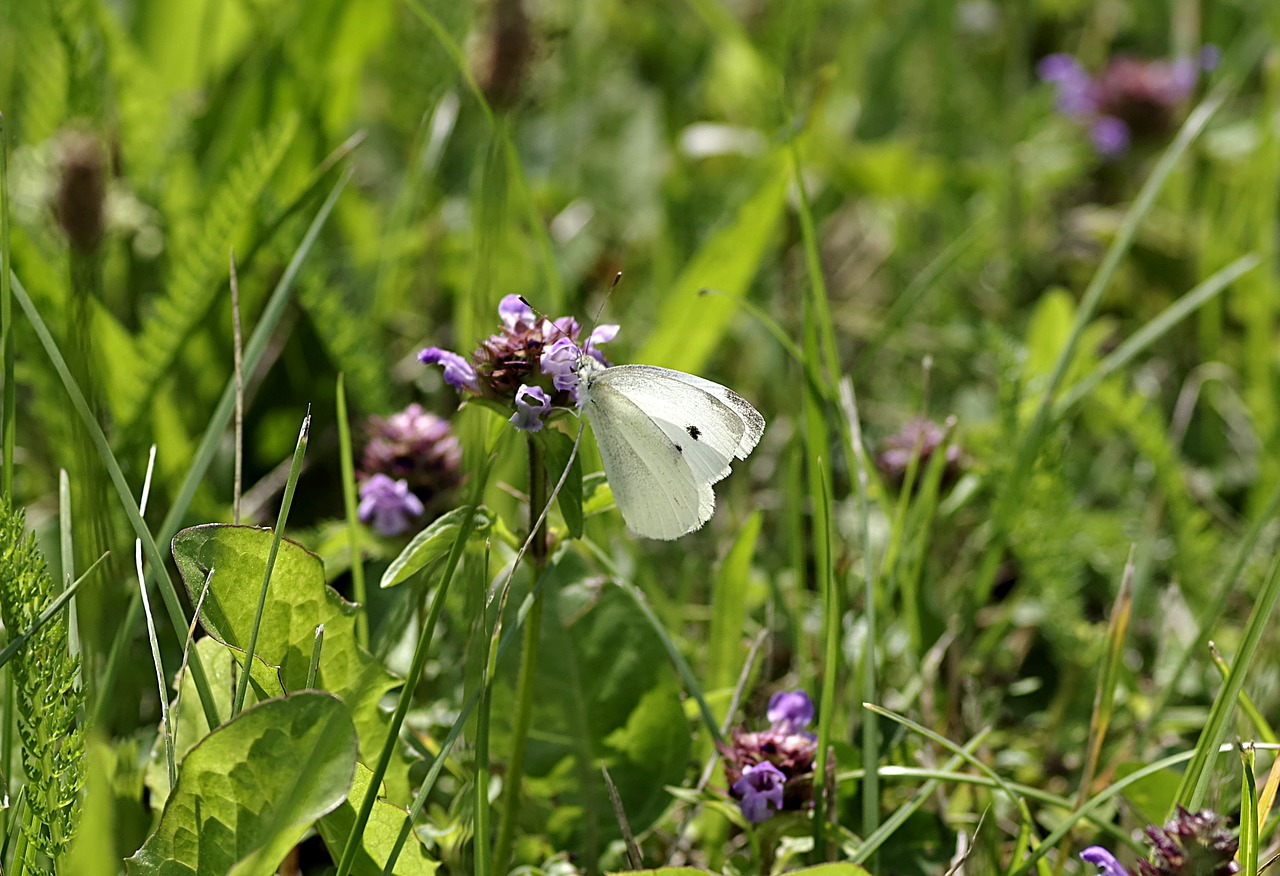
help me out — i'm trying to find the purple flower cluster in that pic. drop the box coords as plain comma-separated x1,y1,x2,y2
1081,806,1240,876
356,403,462,536
722,690,818,824
1038,48,1218,158
875,417,962,489
419,295,617,433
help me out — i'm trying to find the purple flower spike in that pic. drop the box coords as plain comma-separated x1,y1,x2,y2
358,474,426,536
1079,846,1131,876
510,384,551,432
1090,116,1131,158
732,762,786,824
767,690,815,734
419,347,480,392
499,294,535,330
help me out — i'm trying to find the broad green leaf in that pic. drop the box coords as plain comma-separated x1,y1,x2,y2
126,692,357,876
636,155,789,374
315,763,439,876
497,555,691,855
172,525,400,776
543,428,584,539
145,637,278,810
379,506,495,588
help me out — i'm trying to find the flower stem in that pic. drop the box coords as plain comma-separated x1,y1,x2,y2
493,436,548,873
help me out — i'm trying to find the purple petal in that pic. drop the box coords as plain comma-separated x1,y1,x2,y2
510,384,551,432
1079,846,1131,876
499,294,534,330
540,337,582,392
358,474,425,536
418,348,479,393
767,690,815,733
1090,116,1131,157
732,762,786,824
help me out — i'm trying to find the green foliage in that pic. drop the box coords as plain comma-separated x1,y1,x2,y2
171,525,405,790
126,692,358,876
0,499,84,869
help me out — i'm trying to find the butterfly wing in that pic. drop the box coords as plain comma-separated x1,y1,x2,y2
583,365,765,540
583,377,713,540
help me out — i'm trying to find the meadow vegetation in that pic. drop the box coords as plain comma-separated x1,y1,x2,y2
0,1,1278,874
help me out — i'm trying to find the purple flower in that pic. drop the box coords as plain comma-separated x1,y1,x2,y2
510,384,551,432
358,474,426,536
419,296,620,428
539,337,583,398
767,690,815,734
419,348,479,393
1091,116,1131,158
499,294,535,330
1081,847,1131,876
358,403,462,513
732,762,786,824
1038,53,1097,118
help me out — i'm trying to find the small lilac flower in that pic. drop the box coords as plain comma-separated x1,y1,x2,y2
510,384,551,432
358,474,425,536
1038,53,1096,118
585,324,619,358
767,690,815,734
418,348,479,393
731,762,786,824
876,417,963,489
1091,116,1131,158
1081,847,1131,876
499,294,535,330
540,337,582,394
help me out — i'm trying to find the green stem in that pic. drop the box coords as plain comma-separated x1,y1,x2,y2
335,374,369,647
493,437,548,874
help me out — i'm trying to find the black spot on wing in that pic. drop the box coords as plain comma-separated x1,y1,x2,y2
675,444,683,454
686,425,701,440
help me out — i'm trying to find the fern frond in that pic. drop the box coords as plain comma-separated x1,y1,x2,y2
297,271,392,414
14,1,68,146
117,113,300,431
0,499,85,866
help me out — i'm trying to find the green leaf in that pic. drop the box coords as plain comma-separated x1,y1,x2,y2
315,763,439,876
118,114,300,431
498,556,691,855
171,525,402,780
378,506,495,588
636,155,790,374
707,511,761,694
126,692,358,876
543,428,584,539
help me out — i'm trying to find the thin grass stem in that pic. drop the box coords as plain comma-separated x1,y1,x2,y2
232,411,310,717
307,624,324,689
135,446,175,789
335,374,369,647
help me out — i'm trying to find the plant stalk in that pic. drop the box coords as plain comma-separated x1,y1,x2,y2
493,437,548,874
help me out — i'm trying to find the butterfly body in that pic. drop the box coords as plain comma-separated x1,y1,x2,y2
576,354,765,540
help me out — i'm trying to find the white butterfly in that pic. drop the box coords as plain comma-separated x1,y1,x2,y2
574,352,765,540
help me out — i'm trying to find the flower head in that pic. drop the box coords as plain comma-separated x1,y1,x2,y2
732,762,786,824
419,294,618,426
359,404,462,515
358,474,426,536
722,689,819,823
1080,807,1240,876
1039,50,1216,159
875,417,962,489
1136,807,1239,876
